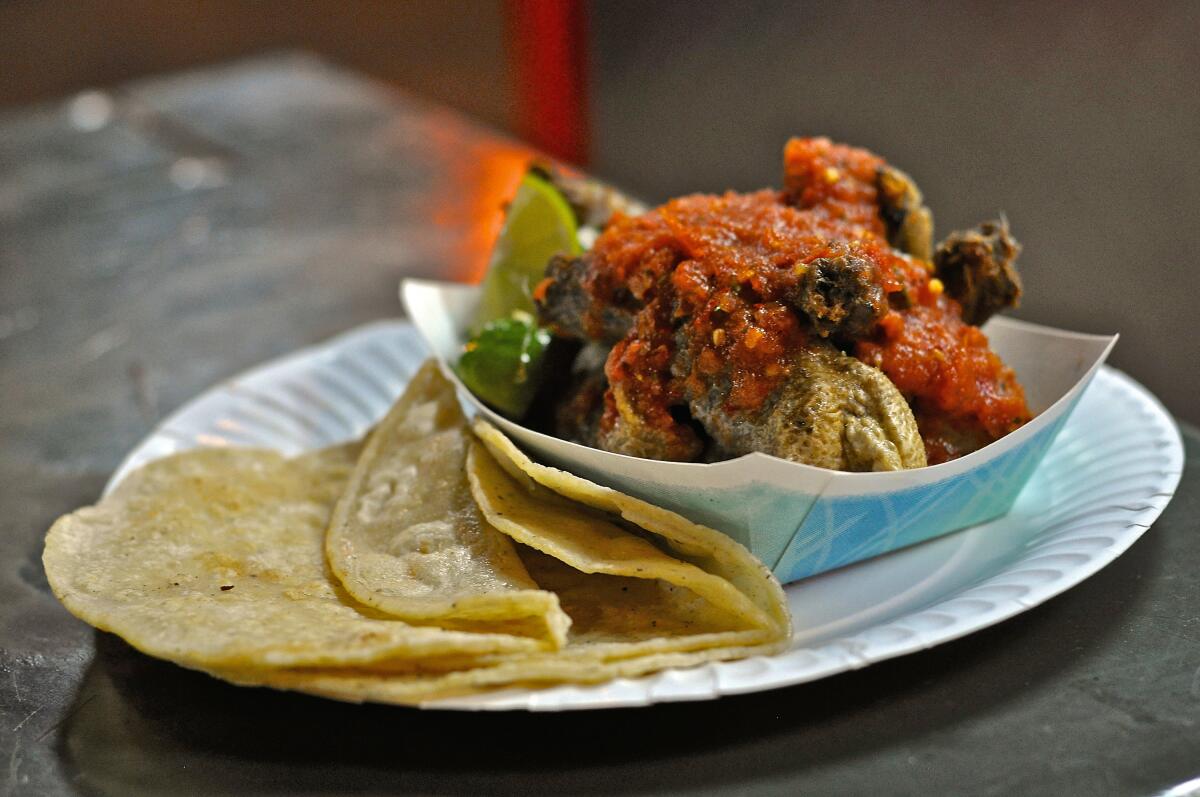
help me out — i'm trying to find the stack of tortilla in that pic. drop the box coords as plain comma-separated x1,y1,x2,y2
43,362,791,706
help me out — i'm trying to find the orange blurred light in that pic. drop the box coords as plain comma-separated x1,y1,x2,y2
414,106,534,284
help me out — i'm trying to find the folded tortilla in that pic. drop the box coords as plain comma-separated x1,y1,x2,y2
42,444,544,671
44,361,792,705
324,361,570,647
203,421,791,705
471,419,790,645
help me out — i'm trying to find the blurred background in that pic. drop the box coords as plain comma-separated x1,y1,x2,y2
1,0,1196,423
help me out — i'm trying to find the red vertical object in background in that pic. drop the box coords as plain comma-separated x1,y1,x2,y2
506,0,589,166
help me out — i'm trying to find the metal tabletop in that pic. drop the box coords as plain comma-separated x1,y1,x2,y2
2,54,1197,797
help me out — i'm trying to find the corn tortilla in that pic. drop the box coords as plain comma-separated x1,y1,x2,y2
204,427,791,706
42,445,542,671
472,420,790,640
324,361,570,646
43,361,793,706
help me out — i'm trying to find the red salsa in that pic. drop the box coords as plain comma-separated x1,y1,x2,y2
582,138,1031,463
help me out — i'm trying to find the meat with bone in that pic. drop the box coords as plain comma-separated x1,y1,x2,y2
933,219,1022,326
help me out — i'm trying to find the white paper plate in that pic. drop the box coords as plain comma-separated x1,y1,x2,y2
107,321,1184,711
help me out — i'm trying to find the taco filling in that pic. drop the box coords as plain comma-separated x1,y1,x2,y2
526,138,1031,467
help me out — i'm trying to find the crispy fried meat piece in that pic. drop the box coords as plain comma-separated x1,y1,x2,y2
597,383,704,461
532,164,647,229
780,138,932,261
551,342,610,447
535,139,1029,467
784,255,887,338
933,219,1022,326
912,409,995,466
597,298,705,461
687,338,926,471
876,166,934,261
537,254,635,343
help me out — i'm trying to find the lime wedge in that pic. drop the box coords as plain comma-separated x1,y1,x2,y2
474,171,581,329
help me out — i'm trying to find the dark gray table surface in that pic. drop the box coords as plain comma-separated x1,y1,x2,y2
2,54,1197,797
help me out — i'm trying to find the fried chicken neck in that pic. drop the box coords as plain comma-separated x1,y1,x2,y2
535,137,1031,467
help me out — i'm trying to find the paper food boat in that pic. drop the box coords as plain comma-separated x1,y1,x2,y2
402,279,1117,584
